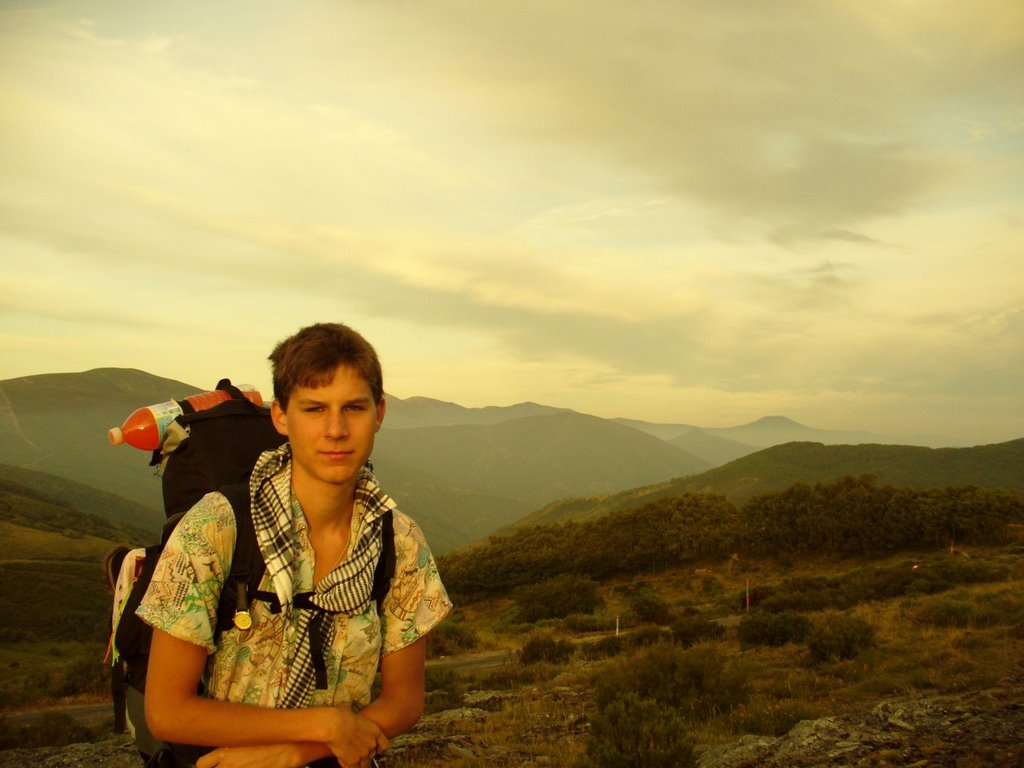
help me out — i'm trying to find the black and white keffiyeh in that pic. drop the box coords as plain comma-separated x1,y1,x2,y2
248,446,395,708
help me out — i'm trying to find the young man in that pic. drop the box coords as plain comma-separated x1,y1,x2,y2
137,323,452,768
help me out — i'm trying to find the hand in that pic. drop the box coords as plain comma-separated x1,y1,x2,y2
196,743,304,768
326,707,388,768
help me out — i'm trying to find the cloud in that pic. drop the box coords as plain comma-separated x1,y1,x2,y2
335,0,1020,238
0,1,1021,445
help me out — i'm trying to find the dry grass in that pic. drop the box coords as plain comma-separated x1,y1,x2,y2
392,543,1024,767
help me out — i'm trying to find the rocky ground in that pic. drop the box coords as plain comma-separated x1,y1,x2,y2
2,670,1022,767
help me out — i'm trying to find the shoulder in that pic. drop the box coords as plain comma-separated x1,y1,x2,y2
166,491,239,556
387,509,439,571
390,508,426,543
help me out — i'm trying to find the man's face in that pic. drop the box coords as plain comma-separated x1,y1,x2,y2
271,365,386,500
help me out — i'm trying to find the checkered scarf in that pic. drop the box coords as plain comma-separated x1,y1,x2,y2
247,445,395,708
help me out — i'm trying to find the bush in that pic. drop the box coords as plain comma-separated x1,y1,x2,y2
670,615,726,647
628,626,669,648
594,643,748,721
807,613,876,663
474,661,552,690
424,666,465,714
630,587,673,624
54,651,108,698
578,635,626,661
519,634,576,665
701,575,725,597
514,575,603,623
583,693,696,768
737,610,812,648
0,712,103,749
565,613,612,633
731,696,818,736
429,615,480,657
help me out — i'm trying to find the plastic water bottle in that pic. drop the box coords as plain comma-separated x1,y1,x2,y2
108,384,263,451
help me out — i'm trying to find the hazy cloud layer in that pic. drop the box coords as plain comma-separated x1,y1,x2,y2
0,1,1021,444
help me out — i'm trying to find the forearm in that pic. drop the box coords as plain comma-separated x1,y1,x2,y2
145,629,363,751
359,637,427,738
359,689,424,739
147,692,345,748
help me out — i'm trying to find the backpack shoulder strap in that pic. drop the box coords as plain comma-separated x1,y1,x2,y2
370,510,396,609
215,483,269,636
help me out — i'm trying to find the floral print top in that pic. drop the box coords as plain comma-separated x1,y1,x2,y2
136,449,452,708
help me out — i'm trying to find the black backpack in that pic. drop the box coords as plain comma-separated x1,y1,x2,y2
113,379,396,694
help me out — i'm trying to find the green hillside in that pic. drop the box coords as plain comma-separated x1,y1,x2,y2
375,411,711,505
0,368,199,515
440,474,1024,597
0,464,163,535
0,470,155,646
371,455,533,554
509,438,1024,530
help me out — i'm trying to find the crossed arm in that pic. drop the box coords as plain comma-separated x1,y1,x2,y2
145,629,426,768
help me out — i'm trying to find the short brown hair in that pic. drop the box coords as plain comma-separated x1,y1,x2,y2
269,323,383,409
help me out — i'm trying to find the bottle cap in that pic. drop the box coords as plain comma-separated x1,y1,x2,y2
108,428,124,446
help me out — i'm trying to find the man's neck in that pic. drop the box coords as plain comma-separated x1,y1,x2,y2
292,477,357,533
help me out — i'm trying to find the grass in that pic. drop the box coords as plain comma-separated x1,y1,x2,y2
393,542,1024,767
3,542,1022,760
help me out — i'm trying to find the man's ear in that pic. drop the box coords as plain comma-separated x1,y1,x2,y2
271,400,289,437
375,397,386,433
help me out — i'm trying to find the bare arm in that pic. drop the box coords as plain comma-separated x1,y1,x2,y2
145,628,386,764
358,637,427,738
190,639,425,768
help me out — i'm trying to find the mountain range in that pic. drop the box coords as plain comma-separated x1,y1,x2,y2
0,368,1020,554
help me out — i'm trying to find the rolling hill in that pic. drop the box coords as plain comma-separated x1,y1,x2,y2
3,369,1018,554
0,370,712,552
0,368,204,521
374,411,712,505
508,438,1024,530
0,469,158,644
0,470,153,557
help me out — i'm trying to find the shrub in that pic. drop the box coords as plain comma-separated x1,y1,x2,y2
628,626,669,648
54,650,108,698
0,712,103,750
429,615,480,657
731,695,819,736
759,576,834,613
519,634,576,665
737,610,811,648
424,666,465,714
701,575,725,597
807,613,876,663
565,613,612,633
474,661,551,690
514,575,602,623
583,693,696,768
670,615,726,647
630,587,673,624
594,643,748,721
578,635,626,660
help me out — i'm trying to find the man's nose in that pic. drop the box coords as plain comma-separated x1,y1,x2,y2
326,410,350,437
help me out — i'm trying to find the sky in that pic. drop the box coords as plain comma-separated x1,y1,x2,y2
1,1,1022,446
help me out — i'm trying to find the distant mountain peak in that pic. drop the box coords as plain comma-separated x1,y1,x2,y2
746,415,806,428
